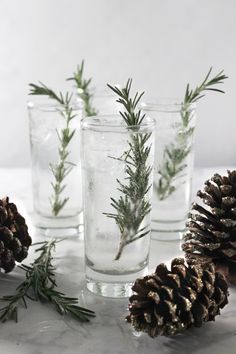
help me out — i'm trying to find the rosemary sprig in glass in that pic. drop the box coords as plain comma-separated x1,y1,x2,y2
105,79,152,260
29,83,77,216
0,239,95,323
156,67,228,200
67,60,98,117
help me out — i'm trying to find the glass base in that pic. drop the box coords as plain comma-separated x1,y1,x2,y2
37,225,83,238
151,219,186,241
151,230,183,241
86,265,148,298
34,212,83,238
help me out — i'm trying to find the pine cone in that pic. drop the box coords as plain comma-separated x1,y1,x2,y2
0,197,31,273
182,170,236,284
126,258,228,337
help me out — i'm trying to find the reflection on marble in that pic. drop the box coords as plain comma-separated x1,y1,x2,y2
0,168,235,354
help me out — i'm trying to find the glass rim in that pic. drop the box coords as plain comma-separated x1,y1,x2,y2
27,98,84,111
81,114,155,130
140,100,196,113
87,86,117,98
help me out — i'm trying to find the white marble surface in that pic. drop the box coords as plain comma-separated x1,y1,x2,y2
0,167,235,354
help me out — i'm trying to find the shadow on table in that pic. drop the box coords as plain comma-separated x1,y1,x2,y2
130,306,236,354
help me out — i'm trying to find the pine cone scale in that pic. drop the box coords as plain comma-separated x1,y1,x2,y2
192,203,217,222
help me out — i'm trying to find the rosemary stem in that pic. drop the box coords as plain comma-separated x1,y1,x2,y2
114,239,126,261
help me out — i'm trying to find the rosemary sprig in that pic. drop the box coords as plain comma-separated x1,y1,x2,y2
0,239,95,323
0,239,57,322
67,60,98,117
105,79,152,260
156,68,228,200
29,83,76,216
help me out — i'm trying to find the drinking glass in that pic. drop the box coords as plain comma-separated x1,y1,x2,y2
141,100,196,240
81,114,155,297
28,98,84,237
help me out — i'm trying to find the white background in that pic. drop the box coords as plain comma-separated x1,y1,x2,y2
0,0,235,167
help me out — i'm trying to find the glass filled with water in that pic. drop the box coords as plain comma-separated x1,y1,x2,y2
81,115,155,297
141,101,196,240
28,98,83,237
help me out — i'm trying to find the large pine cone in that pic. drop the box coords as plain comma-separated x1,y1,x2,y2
126,258,228,337
0,197,31,273
182,170,236,284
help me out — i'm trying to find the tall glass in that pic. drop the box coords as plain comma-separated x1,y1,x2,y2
81,115,155,297
28,98,84,237
141,101,196,240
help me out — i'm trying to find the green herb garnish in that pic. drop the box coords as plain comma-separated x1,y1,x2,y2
156,67,228,200
105,79,152,260
29,83,76,216
67,60,97,117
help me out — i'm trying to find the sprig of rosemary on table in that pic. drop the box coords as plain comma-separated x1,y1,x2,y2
29,83,77,216
156,67,228,200
67,60,98,117
105,79,152,260
0,239,95,323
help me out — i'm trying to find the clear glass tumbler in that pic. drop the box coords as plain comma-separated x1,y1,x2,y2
28,98,84,237
141,101,196,241
81,115,155,297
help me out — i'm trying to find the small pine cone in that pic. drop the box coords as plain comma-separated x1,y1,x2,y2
0,197,32,273
126,258,228,337
182,170,236,284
